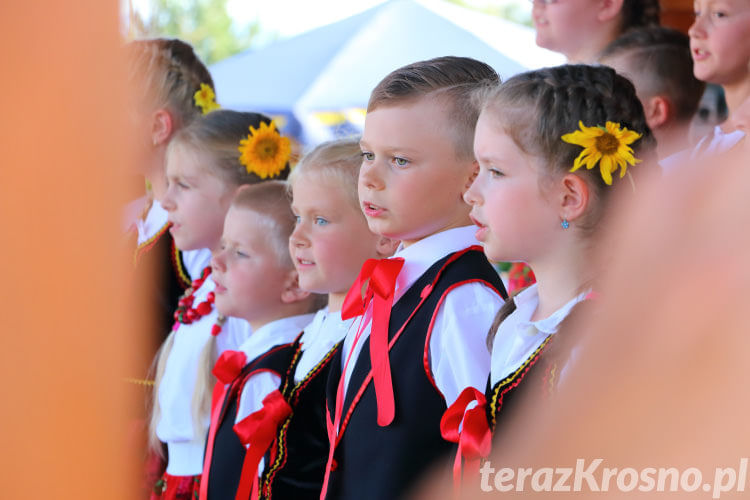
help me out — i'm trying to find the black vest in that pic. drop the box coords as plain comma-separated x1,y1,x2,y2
259,340,343,500
485,334,553,435
206,343,298,500
324,248,507,500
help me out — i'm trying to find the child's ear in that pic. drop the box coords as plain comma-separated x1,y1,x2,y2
597,0,624,22
280,269,311,304
559,174,590,223
151,108,174,147
644,96,671,130
375,236,400,258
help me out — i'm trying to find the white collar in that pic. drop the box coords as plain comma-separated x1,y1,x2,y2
300,308,353,349
237,313,315,361
136,199,169,245
393,225,479,302
512,284,588,335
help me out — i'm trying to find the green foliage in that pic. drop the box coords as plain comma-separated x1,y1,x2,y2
444,0,532,27
129,0,261,64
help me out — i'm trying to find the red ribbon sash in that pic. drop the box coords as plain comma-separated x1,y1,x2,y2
232,389,292,500
440,387,492,497
340,257,404,427
199,350,249,500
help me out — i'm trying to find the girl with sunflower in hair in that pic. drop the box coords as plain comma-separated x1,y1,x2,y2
149,109,291,500
441,64,657,493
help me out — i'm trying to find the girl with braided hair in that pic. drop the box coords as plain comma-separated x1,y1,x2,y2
531,0,660,62
124,38,218,497
441,64,657,492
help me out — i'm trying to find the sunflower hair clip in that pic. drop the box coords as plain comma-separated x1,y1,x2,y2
561,121,642,186
238,120,291,179
194,83,220,115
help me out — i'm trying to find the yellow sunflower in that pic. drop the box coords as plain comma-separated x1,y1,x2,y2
238,121,291,179
193,83,220,115
561,121,642,185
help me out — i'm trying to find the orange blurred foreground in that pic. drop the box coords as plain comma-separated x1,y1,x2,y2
1,2,141,499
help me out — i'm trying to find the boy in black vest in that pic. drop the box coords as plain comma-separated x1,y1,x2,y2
321,56,508,500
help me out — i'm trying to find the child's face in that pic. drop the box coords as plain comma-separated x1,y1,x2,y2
359,98,474,246
290,173,382,310
532,0,604,60
162,145,235,252
212,206,291,323
689,0,750,85
464,112,561,263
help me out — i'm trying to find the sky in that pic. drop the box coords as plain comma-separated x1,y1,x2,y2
131,0,532,43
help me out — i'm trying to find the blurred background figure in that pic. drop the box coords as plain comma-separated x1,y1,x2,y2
599,26,705,167
530,0,660,63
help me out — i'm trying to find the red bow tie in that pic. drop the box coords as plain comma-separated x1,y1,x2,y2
212,350,248,385
341,257,404,427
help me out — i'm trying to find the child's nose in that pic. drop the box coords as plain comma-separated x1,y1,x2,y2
211,250,226,272
688,15,707,38
161,186,176,211
360,162,384,190
289,224,308,247
463,181,482,206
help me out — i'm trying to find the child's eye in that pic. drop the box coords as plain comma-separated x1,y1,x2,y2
711,9,727,19
361,151,375,161
393,157,409,167
489,168,504,178
236,250,248,258
293,215,301,225
314,216,329,226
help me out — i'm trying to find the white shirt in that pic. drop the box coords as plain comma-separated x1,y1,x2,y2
294,308,353,384
231,313,314,475
490,284,587,386
690,126,745,160
156,276,252,475
340,225,504,409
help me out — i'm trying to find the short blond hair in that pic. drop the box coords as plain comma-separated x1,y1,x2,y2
288,137,363,209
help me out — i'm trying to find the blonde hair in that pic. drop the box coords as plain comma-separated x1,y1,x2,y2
288,137,363,209
149,112,291,455
232,181,297,268
126,38,213,127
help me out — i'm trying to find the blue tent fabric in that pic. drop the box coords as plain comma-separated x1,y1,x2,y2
210,0,549,143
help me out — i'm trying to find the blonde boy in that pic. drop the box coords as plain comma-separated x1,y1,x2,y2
321,57,508,500
249,138,396,499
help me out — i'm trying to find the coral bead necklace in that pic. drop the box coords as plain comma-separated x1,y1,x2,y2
173,266,225,335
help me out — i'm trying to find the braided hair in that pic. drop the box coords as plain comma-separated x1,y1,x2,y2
481,64,656,232
481,64,656,350
126,38,214,127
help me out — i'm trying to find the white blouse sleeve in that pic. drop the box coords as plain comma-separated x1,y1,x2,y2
428,282,503,407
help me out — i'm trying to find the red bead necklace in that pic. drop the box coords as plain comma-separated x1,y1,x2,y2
173,266,224,335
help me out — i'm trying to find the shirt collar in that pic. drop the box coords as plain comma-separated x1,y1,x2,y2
393,225,479,301
513,284,588,335
237,313,315,359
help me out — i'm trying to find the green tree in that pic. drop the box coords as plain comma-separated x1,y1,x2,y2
444,0,532,27
128,0,262,64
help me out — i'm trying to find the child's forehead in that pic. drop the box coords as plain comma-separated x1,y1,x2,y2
292,173,356,207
